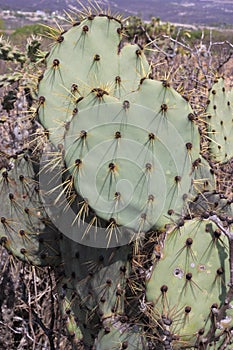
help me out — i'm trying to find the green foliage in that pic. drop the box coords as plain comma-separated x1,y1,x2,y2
189,28,233,46
11,23,47,38
125,15,175,41
0,19,5,32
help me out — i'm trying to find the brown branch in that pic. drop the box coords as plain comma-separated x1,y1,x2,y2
31,309,55,350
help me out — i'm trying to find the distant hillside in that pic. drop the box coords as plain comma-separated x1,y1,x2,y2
0,0,77,12
1,0,233,26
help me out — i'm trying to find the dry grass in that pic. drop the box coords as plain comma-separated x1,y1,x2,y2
0,247,74,350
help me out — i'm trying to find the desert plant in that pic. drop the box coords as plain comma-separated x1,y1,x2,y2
0,3,233,350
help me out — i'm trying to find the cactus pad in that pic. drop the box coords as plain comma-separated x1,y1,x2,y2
56,234,133,346
146,218,232,348
37,15,150,145
0,155,61,266
206,78,233,162
64,79,201,235
96,322,145,350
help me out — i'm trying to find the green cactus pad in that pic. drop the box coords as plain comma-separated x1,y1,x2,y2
146,218,232,348
60,236,131,318
37,15,150,145
188,155,216,197
56,234,132,346
127,78,198,144
58,277,96,347
0,155,61,266
64,79,200,234
58,279,84,345
96,321,145,350
206,78,233,162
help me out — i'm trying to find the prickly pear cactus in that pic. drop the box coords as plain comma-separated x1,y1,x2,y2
2,4,233,350
0,154,61,266
59,270,145,349
37,14,150,145
146,218,233,349
38,146,145,346
64,78,201,235
206,78,233,163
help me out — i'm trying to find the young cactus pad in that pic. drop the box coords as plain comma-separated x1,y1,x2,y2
37,14,150,145
58,279,84,346
146,218,232,348
0,155,61,266
206,78,233,163
64,79,201,235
